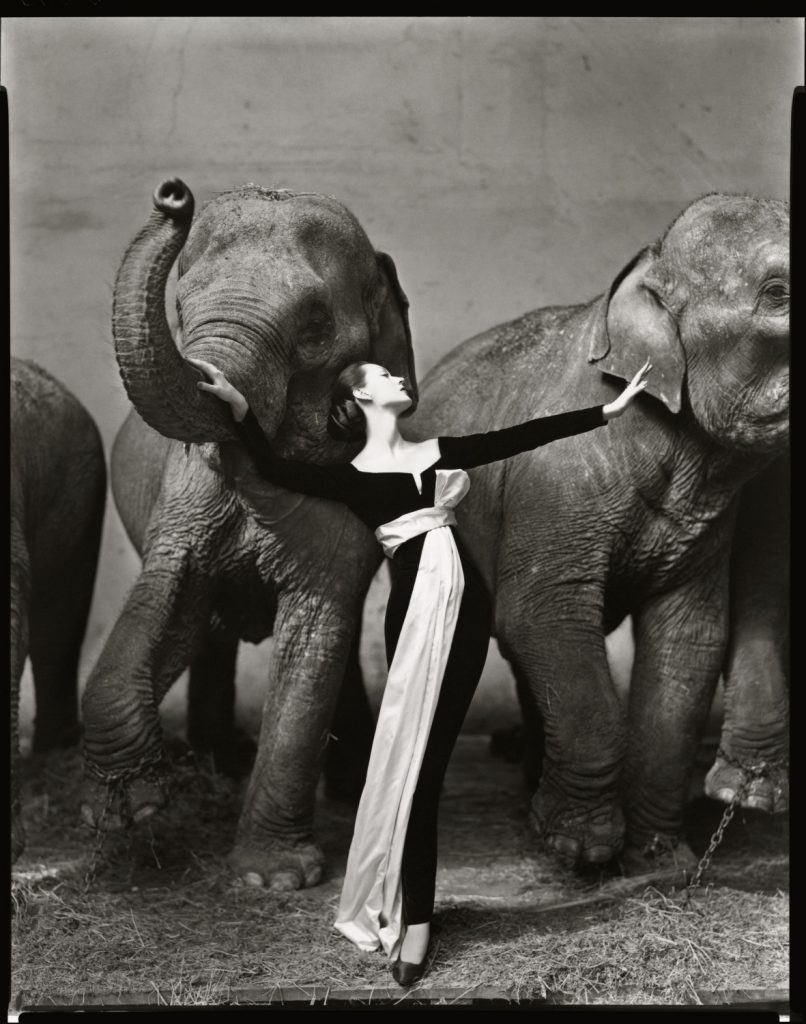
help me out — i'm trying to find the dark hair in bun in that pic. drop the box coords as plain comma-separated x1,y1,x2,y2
327,362,369,442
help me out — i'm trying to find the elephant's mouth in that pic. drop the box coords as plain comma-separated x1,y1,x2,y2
732,407,789,453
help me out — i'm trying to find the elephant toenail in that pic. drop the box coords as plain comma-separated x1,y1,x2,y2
583,844,615,864
552,836,581,859
132,804,159,823
744,794,771,812
269,870,301,892
714,788,735,804
305,865,323,886
243,872,264,887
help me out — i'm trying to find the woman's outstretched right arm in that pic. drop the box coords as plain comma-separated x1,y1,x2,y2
436,361,652,469
189,357,349,503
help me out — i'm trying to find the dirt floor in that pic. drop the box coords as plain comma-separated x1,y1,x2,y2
10,733,789,1010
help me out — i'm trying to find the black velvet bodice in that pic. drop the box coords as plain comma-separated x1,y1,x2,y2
233,404,607,533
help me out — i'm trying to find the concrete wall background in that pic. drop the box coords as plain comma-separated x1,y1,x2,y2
5,16,800,744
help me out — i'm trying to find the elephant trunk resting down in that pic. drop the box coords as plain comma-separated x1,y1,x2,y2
79,178,415,887
11,357,106,862
407,192,789,873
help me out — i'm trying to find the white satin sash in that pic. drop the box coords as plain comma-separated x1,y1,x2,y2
334,468,470,959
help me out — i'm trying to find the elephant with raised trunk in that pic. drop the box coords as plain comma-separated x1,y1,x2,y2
80,179,415,889
11,357,106,862
409,193,789,874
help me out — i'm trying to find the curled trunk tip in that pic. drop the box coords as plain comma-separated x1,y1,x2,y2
153,178,195,224
113,180,234,443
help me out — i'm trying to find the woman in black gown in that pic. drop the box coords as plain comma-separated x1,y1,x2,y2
189,355,650,986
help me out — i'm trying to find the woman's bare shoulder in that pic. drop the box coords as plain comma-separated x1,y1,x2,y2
350,437,440,473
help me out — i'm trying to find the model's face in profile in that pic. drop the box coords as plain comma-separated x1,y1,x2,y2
355,363,412,412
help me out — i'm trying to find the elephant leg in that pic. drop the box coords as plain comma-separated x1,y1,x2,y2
621,571,729,876
10,520,31,863
80,551,209,831
496,581,626,868
705,460,789,813
323,626,374,803
28,555,99,754
707,636,789,814
229,596,358,890
187,627,256,777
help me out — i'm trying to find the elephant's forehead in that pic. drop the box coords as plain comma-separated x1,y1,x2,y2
190,193,372,255
661,195,788,285
664,195,788,257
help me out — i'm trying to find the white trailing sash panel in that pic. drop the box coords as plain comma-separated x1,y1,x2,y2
334,468,470,959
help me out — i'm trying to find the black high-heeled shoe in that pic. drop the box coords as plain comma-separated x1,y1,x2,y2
391,953,427,987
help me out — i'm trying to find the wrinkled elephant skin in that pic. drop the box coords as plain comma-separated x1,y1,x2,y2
410,194,789,875
11,358,106,862
704,456,789,813
80,179,414,887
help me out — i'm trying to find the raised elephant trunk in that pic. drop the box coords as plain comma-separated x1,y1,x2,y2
113,179,236,443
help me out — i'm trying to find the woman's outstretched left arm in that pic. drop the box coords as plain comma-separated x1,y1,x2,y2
435,361,651,469
187,357,350,502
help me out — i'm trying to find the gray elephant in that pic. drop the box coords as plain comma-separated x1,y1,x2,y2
704,455,789,812
11,357,106,862
408,193,789,874
491,460,790,818
79,179,415,889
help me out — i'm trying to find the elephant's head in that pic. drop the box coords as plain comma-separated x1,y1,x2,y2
113,179,417,457
586,193,789,453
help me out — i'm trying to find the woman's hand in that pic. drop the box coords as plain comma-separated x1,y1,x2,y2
187,357,249,422
602,360,651,420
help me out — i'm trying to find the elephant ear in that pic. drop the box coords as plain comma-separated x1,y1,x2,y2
371,252,418,413
585,247,686,414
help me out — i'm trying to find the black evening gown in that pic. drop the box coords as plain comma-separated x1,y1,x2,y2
233,403,607,955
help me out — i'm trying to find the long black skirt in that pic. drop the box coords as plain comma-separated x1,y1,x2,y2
383,526,493,924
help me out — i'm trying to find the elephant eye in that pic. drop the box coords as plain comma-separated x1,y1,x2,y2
640,282,673,315
301,306,334,346
756,278,789,313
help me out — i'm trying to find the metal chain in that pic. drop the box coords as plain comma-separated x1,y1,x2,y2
83,747,164,784
82,781,118,891
686,756,780,892
687,784,747,891
714,746,789,774
81,749,165,891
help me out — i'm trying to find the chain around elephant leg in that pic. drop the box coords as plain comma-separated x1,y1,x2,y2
618,829,699,879
80,749,167,831
704,746,789,814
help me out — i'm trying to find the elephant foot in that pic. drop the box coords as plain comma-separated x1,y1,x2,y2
530,779,624,867
228,839,325,891
191,728,257,779
619,833,699,879
128,771,168,823
80,765,167,831
704,749,788,814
